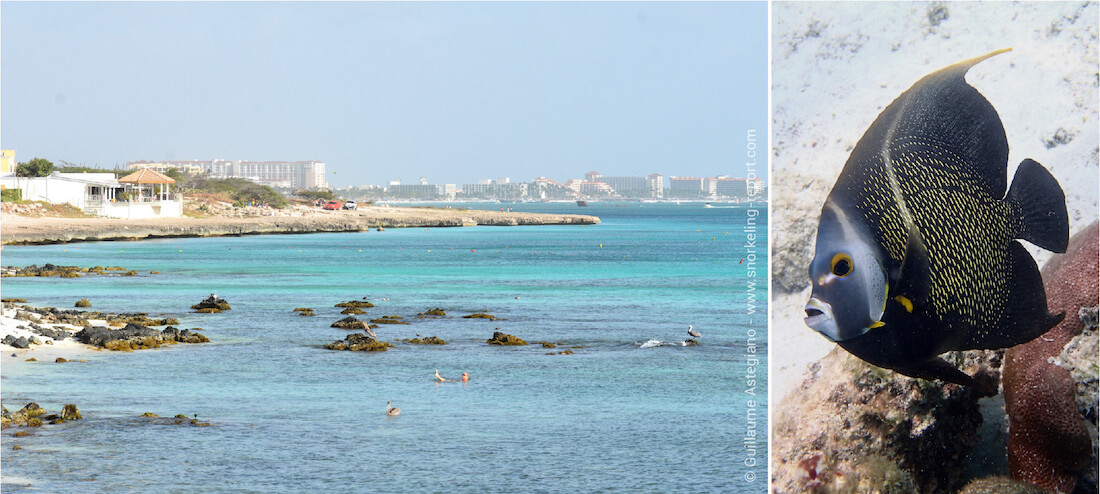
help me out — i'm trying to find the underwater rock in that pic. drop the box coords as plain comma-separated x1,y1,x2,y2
335,300,374,309
771,347,995,493
539,342,557,349
464,313,497,320
324,332,393,352
370,316,409,325
1003,222,1097,494
958,476,1045,494
402,336,446,345
487,331,527,346
331,317,368,330
74,298,91,308
191,294,231,311
296,308,316,316
339,307,364,315
418,308,447,317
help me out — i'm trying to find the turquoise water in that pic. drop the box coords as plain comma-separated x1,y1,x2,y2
1,202,768,493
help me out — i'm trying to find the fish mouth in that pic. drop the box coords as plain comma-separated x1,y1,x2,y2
804,298,841,342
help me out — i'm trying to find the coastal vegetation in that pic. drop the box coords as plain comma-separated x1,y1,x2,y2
15,158,55,177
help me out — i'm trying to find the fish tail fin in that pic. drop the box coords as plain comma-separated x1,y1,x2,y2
1007,159,1069,253
967,241,1063,350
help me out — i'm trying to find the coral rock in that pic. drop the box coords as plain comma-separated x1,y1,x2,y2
771,347,994,493
1004,222,1097,493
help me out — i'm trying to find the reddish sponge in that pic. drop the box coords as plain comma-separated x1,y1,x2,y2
1003,222,1098,492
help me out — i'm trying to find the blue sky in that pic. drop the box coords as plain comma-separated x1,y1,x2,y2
1,2,767,188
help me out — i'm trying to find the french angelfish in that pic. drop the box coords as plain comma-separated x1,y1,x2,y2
803,49,1069,393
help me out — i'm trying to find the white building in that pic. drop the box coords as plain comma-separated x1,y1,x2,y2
0,169,182,219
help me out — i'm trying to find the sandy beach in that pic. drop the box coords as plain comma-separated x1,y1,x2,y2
0,303,100,372
0,205,600,245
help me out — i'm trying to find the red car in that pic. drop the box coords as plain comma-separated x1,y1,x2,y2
323,200,343,210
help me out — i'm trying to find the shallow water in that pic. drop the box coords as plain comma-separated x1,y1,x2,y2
0,202,768,493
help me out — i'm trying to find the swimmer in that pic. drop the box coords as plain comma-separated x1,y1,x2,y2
461,372,469,382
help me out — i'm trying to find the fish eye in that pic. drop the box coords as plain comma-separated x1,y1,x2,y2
830,253,854,278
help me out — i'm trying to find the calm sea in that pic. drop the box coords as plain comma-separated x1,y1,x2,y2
0,202,768,493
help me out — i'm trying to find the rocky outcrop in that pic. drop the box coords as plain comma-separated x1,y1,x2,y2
335,300,374,309
324,332,393,352
463,313,497,320
1,264,141,278
331,317,371,330
487,331,527,346
294,307,315,316
370,316,409,325
75,298,91,308
402,336,446,345
74,323,209,351
417,308,447,317
1003,222,1098,493
191,294,230,312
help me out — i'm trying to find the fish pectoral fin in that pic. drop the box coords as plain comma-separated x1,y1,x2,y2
1006,158,1069,253
891,224,931,306
891,357,998,396
964,241,1063,350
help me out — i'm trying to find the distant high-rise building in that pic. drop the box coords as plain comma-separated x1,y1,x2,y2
668,176,705,198
714,177,748,197
127,159,328,189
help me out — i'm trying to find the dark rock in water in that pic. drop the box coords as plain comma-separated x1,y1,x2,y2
324,332,393,352
339,307,363,315
75,298,91,308
331,317,368,330
402,336,446,345
55,357,68,363
418,308,446,317
539,342,557,349
191,294,231,311
5,403,47,427
487,331,527,346
335,300,374,309
76,324,160,347
464,313,497,320
772,347,996,493
1,298,27,303
75,323,209,350
1003,222,1098,494
370,316,409,325
683,338,699,346
60,404,81,421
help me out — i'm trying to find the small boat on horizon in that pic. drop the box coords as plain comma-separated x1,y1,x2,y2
576,200,589,207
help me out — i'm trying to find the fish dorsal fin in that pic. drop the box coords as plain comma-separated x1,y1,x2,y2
890,224,931,307
851,49,1012,199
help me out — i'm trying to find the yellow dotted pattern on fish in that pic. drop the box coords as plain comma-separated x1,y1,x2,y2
847,136,1014,341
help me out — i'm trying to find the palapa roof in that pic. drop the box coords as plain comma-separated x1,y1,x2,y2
118,168,176,184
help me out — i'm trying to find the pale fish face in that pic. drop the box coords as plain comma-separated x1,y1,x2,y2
804,201,888,342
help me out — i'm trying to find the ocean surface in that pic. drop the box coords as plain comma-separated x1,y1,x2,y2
0,202,768,493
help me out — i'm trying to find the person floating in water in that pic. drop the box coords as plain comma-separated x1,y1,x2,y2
435,370,469,382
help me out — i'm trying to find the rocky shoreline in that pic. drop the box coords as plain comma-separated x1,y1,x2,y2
0,206,600,245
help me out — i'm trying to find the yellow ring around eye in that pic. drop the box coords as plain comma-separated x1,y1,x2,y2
830,252,854,278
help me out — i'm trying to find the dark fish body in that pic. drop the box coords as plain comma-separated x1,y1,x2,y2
804,50,1069,391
